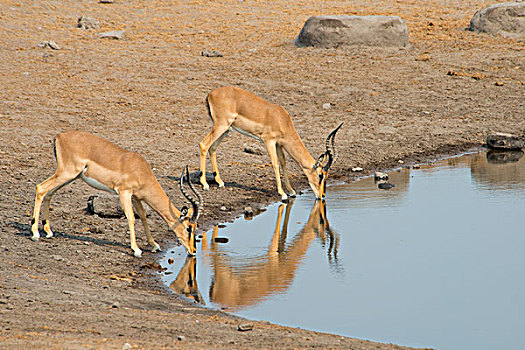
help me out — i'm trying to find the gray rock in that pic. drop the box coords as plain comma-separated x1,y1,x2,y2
244,206,254,216
469,2,525,39
78,16,99,30
486,133,524,150
295,15,409,48
238,323,253,331
99,30,126,40
322,103,332,110
378,182,395,190
38,41,60,50
374,172,389,181
201,50,223,57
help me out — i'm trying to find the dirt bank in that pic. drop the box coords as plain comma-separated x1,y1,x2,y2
0,0,523,349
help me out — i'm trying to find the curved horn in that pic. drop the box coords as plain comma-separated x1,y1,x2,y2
322,122,343,171
179,166,200,223
186,167,203,223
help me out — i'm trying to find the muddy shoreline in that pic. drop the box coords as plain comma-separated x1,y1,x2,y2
1,0,524,349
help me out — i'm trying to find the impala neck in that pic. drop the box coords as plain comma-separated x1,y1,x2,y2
142,182,183,232
282,132,316,171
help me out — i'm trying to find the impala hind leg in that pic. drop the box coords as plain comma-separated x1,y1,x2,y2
31,174,77,241
276,145,296,197
265,140,287,201
199,125,230,189
119,190,142,257
132,197,160,253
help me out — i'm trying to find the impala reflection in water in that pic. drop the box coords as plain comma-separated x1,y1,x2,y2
166,198,339,310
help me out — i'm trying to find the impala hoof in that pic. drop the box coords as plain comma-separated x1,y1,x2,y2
150,243,161,253
31,235,40,242
133,249,143,258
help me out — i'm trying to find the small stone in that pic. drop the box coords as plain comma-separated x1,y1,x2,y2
398,160,404,164
201,50,223,57
415,53,430,62
99,30,126,40
112,302,120,308
238,323,254,331
214,237,229,244
47,41,60,50
220,206,228,212
413,164,421,169
374,172,389,180
78,16,100,30
244,206,254,216
351,167,363,172
322,103,332,110
378,182,395,190
52,254,64,262
99,0,114,3
495,81,504,86
177,335,185,341
122,343,132,350
167,258,174,265
486,133,524,150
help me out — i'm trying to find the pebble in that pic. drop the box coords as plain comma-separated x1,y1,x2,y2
122,343,132,350
167,258,174,264
238,323,254,331
351,167,363,172
99,30,126,40
374,172,388,180
322,103,332,110
214,237,229,244
378,182,395,190
201,50,223,57
413,164,421,169
177,335,185,341
244,206,254,216
220,206,228,211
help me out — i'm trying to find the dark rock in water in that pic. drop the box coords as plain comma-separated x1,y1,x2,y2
486,133,524,150
469,2,525,39
295,15,409,48
214,237,229,244
244,206,254,217
378,182,395,190
487,150,524,164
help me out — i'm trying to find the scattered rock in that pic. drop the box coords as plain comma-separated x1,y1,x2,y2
378,182,395,190
78,16,99,29
486,133,524,150
416,53,431,62
220,206,228,212
201,50,223,57
238,323,254,331
244,206,254,216
177,335,186,341
99,30,126,40
469,2,525,39
322,103,332,110
243,145,263,155
295,15,409,48
398,160,404,164
111,302,120,308
374,172,388,180
214,237,229,244
413,164,421,169
38,41,60,50
495,81,504,86
167,258,174,265
351,167,363,172
122,343,132,350
99,0,115,3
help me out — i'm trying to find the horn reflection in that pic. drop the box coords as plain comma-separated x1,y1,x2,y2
169,256,204,305
203,198,339,311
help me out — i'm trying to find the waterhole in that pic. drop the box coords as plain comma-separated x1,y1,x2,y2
162,149,525,350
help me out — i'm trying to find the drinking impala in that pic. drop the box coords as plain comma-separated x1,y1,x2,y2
198,86,342,201
30,131,202,257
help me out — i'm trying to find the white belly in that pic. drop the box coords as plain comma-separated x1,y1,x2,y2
231,125,263,142
80,171,117,194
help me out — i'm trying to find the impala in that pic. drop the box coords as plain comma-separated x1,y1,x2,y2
198,86,343,201
30,131,202,257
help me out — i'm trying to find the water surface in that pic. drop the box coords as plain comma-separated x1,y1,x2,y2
162,150,525,350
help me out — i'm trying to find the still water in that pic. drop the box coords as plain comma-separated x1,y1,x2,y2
162,150,525,350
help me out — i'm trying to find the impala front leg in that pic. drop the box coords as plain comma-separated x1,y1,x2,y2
119,191,142,257
265,140,288,201
132,197,160,253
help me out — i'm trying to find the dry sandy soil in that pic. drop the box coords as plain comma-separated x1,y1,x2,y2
0,0,523,349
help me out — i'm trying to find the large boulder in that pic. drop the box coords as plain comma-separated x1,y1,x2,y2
469,2,525,39
295,15,409,48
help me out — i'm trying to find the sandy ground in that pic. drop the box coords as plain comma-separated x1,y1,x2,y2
0,0,523,349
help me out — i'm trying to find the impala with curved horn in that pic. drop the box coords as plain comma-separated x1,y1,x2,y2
198,86,343,201
30,131,201,257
